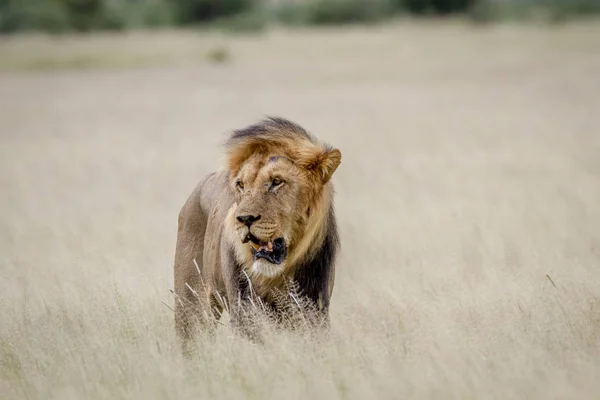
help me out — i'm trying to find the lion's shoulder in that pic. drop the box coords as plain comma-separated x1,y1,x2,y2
292,201,339,306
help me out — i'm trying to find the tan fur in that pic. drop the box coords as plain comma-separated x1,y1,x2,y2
173,118,341,343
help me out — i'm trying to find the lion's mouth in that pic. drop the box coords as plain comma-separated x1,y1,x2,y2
242,234,286,265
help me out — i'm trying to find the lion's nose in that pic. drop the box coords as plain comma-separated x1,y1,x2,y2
236,214,261,226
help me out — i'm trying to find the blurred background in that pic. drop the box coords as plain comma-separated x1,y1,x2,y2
1,1,600,399
1,0,600,34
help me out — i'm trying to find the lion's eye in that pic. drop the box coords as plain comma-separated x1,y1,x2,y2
236,181,244,190
272,178,283,186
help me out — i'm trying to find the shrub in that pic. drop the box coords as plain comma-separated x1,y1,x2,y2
100,0,176,30
273,0,483,26
275,0,394,26
307,0,393,25
210,11,267,33
467,0,600,24
548,0,600,19
172,0,258,25
0,0,70,33
394,0,477,14
0,0,177,33
205,46,231,63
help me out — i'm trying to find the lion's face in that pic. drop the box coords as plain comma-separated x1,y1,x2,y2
232,153,314,277
225,121,341,278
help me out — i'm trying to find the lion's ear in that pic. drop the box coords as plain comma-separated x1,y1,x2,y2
298,146,341,184
318,148,342,184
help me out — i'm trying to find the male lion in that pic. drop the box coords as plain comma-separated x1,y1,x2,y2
173,117,341,343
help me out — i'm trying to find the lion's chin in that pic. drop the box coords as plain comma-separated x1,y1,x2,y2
246,236,287,265
251,258,285,278
247,237,287,278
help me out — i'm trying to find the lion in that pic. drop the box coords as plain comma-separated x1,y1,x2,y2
173,117,342,344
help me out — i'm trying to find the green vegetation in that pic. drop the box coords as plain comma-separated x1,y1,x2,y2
276,0,393,26
0,0,599,33
469,0,600,23
0,0,176,33
205,46,231,63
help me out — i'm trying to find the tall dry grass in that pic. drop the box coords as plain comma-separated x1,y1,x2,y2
1,20,600,399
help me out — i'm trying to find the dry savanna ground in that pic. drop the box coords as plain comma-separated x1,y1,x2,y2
1,20,600,400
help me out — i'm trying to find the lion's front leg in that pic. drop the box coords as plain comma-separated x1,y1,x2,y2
227,302,266,343
220,247,267,342
174,287,219,354
272,284,331,333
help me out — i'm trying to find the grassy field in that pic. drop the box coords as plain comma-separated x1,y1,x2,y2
1,20,600,399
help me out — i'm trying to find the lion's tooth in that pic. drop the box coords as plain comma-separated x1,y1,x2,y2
268,241,273,251
249,242,259,250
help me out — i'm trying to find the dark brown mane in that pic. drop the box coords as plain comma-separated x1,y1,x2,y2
226,116,316,146
224,117,335,178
